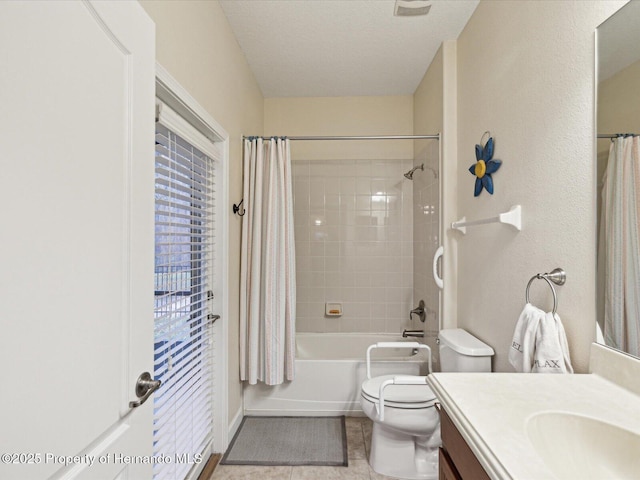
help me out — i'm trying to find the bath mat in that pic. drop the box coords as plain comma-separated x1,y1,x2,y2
221,416,347,466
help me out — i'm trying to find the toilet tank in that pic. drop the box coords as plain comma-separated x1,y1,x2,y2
438,328,494,372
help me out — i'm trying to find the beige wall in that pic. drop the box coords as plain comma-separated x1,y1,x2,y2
414,48,443,141
264,96,414,160
598,58,640,138
454,0,625,373
140,0,264,428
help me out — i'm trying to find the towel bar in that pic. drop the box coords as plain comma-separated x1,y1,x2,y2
451,205,522,234
525,268,566,314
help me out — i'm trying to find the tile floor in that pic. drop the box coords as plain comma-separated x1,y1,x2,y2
209,417,400,480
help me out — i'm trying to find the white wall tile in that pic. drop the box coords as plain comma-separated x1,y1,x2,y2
294,158,422,333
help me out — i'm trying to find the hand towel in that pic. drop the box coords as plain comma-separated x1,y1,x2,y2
532,312,573,373
509,304,544,372
554,312,573,373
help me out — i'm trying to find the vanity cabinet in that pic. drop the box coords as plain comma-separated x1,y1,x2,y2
438,406,490,480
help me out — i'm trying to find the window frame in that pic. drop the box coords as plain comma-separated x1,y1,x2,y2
155,63,230,470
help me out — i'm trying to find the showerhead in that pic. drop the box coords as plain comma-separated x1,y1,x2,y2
404,163,438,180
404,164,424,180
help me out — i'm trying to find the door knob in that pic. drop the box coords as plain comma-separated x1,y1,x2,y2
129,372,161,408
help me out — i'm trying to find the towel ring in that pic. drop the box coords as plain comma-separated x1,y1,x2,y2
525,268,566,315
526,275,558,314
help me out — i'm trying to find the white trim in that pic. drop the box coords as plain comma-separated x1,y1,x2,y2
441,39,458,330
217,137,230,452
184,438,213,480
243,408,365,417
156,63,228,143
156,101,220,159
155,63,230,454
228,406,244,444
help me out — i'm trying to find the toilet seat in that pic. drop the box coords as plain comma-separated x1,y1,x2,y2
361,375,437,409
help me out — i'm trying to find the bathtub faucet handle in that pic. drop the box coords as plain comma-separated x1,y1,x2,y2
409,300,426,322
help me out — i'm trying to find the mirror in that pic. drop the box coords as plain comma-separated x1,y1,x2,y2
596,0,640,358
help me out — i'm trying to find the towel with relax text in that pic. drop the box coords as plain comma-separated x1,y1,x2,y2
509,305,573,373
509,303,544,373
532,311,573,373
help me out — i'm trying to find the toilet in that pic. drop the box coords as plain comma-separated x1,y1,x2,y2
360,329,494,480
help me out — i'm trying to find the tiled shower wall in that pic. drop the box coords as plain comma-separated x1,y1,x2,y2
293,158,415,333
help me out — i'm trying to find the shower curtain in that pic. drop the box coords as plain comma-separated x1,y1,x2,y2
240,137,296,385
601,136,640,356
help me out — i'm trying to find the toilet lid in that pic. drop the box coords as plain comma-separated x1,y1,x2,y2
361,375,437,409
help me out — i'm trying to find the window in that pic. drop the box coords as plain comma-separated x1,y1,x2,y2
153,113,217,479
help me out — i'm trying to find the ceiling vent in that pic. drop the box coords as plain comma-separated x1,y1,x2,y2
394,0,431,17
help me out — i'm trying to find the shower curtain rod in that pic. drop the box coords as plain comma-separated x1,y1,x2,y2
598,133,638,138
243,134,440,141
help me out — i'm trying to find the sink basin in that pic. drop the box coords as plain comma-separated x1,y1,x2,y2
526,411,640,479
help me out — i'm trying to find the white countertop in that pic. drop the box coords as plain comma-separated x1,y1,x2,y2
428,358,640,480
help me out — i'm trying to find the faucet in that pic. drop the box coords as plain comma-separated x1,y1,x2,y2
409,300,426,322
402,329,424,338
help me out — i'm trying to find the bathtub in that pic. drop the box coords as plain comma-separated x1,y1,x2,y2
243,333,429,416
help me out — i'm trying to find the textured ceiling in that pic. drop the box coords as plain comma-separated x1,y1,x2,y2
219,0,479,98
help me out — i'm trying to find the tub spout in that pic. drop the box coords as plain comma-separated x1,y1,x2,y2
402,329,425,338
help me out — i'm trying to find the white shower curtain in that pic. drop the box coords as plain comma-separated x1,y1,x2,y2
240,137,296,385
601,136,640,356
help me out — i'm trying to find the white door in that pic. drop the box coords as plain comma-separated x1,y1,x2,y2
0,2,155,479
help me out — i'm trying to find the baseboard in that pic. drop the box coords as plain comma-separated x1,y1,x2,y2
228,406,243,443
243,408,365,417
196,453,221,480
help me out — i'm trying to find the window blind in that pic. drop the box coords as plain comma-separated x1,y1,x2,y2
153,121,216,480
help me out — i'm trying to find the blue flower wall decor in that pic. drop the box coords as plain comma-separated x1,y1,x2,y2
469,132,502,196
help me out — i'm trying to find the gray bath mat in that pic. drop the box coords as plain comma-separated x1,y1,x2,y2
221,416,347,466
